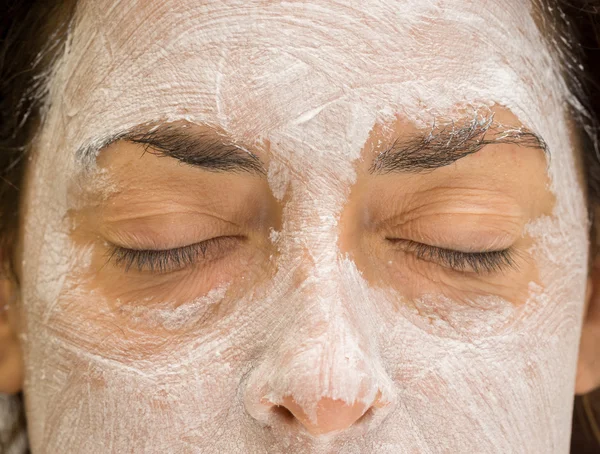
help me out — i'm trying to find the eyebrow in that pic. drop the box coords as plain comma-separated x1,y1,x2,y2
76,123,265,175
369,116,548,174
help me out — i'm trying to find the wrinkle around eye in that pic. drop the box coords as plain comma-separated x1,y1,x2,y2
87,234,256,311
378,211,525,252
382,245,535,306
96,210,246,251
100,206,243,224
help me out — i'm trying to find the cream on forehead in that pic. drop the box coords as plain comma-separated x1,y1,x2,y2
54,0,565,162
18,1,589,453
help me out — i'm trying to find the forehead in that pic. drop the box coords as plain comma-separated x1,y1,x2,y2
57,0,553,158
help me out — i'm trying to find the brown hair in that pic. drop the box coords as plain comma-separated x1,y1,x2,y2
0,0,76,265
1,1,600,452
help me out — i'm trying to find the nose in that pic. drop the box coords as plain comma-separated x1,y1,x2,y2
244,319,395,438
275,395,375,435
244,260,396,438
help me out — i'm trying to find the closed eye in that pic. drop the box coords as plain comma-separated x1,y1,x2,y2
388,239,517,274
106,236,242,273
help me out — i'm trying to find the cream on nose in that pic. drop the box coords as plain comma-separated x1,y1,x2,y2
243,272,396,437
278,395,370,435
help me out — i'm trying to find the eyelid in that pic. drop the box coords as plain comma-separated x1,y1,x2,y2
107,236,241,273
375,211,523,253
389,238,517,274
99,213,242,252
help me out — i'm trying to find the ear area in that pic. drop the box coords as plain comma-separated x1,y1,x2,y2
0,278,23,394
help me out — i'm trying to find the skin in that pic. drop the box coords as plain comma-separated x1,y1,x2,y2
0,0,598,453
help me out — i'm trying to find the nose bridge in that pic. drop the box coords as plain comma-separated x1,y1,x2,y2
243,164,396,433
277,289,381,419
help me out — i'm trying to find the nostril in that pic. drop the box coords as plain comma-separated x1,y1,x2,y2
272,405,295,422
355,406,374,425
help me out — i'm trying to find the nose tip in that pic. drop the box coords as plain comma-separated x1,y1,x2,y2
277,395,370,435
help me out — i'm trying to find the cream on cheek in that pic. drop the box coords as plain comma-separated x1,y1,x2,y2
19,0,587,453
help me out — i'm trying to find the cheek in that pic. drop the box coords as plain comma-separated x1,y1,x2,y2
20,259,269,450
21,316,254,451
371,281,581,449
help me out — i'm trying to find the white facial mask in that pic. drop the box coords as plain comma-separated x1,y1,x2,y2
18,0,588,453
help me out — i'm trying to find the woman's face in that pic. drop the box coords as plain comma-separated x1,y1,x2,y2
15,0,589,452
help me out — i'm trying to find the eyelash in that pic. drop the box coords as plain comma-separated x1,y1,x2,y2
390,239,517,274
108,236,514,275
108,237,237,273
